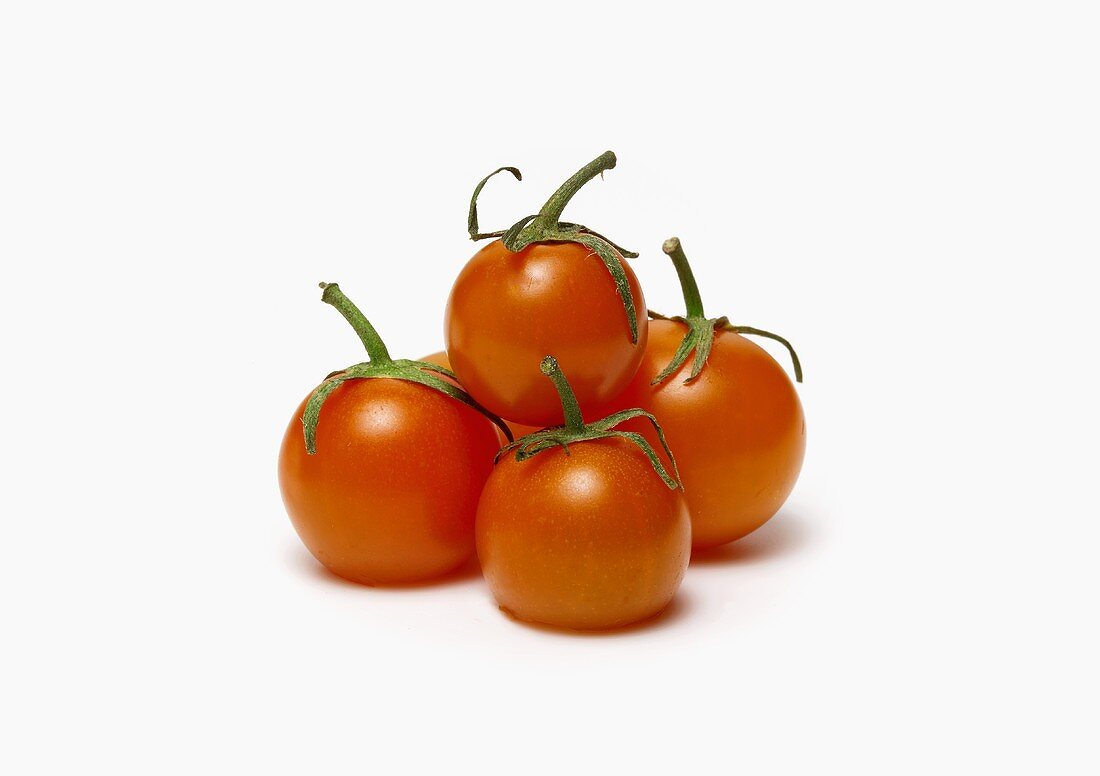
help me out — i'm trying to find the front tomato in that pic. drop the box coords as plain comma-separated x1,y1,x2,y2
476,356,690,630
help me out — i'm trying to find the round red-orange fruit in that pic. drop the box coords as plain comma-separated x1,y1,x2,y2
476,437,690,630
607,321,805,550
445,240,647,427
279,377,501,584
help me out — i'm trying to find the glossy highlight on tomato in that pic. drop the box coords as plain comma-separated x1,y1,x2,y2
279,284,505,584
611,323,805,549
601,238,805,550
447,151,648,427
445,239,647,427
280,380,500,583
476,356,690,630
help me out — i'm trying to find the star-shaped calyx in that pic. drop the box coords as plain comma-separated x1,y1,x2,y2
647,237,803,385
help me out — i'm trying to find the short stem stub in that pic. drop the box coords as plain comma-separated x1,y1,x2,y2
540,356,585,433
662,237,706,319
319,282,392,364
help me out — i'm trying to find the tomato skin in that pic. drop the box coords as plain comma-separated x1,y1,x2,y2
605,321,806,550
444,239,647,427
418,350,450,368
278,378,500,584
476,437,691,630
502,418,544,440
420,350,541,441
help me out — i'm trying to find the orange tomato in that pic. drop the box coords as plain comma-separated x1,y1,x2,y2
477,439,690,630
601,238,805,550
280,381,500,583
476,356,690,630
446,152,647,427
279,284,503,584
609,323,805,549
421,350,542,440
445,240,647,427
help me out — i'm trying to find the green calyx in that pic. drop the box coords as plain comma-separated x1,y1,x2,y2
495,356,682,490
301,282,513,454
466,151,641,344
648,238,803,385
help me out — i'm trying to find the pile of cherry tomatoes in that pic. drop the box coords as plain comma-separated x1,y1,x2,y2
278,152,805,631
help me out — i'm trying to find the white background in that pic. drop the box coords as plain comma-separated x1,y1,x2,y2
2,2,1097,773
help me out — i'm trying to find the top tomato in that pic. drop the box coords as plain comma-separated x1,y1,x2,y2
444,152,648,427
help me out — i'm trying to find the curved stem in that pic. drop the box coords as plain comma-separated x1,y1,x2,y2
319,282,392,364
662,237,705,318
727,325,803,383
533,151,617,230
468,165,522,240
540,356,585,432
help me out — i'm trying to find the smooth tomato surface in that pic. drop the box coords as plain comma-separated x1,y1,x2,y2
605,321,805,550
476,437,690,630
279,377,500,584
445,239,647,427
420,351,542,440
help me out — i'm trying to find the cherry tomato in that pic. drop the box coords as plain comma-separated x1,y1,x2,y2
279,284,505,584
602,239,805,550
612,324,804,549
476,356,690,630
445,152,647,427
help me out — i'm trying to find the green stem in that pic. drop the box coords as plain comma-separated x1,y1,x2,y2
533,151,617,230
540,356,585,432
318,282,392,363
727,325,803,383
662,237,705,318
